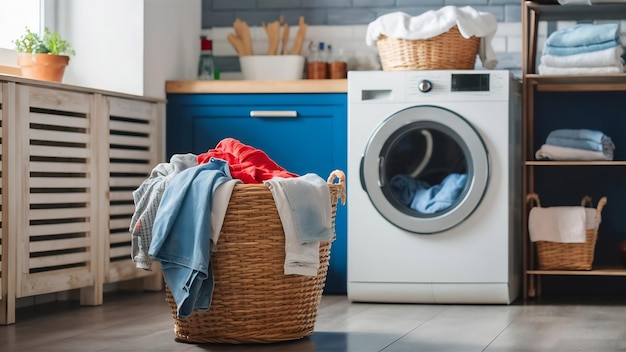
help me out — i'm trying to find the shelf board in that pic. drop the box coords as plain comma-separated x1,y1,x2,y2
526,1,626,21
527,266,626,276
525,160,626,166
525,74,626,91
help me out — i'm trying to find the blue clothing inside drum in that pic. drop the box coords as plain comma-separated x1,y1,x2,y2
390,173,467,214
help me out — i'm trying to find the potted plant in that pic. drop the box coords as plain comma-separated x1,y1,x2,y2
13,27,76,83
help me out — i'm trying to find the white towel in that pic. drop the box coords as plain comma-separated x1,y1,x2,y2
209,179,242,250
537,63,624,75
264,174,334,277
541,46,624,68
529,206,594,243
365,6,498,69
535,144,613,161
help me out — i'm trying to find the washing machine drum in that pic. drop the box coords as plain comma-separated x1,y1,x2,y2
360,105,490,234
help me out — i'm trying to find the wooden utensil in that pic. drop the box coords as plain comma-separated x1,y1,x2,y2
289,16,307,55
281,23,290,55
233,19,253,55
227,33,245,56
265,21,281,55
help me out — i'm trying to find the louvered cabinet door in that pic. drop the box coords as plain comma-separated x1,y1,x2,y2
12,85,100,304
104,96,163,287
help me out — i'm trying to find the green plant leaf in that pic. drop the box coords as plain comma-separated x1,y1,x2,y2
13,26,75,57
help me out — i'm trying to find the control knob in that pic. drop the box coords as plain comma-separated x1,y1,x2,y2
418,80,433,93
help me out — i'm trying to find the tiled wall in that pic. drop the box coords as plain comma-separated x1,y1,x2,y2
201,0,522,27
200,0,525,78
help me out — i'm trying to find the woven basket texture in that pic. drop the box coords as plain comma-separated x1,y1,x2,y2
528,193,607,271
165,171,345,344
376,26,480,71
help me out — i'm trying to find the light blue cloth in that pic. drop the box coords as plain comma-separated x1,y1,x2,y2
548,128,609,144
264,174,334,244
546,129,615,158
148,158,232,318
542,23,621,57
545,23,619,48
543,40,620,56
390,173,468,214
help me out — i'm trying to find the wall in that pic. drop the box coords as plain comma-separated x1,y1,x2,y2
56,0,145,95
200,0,525,78
55,0,201,98
201,0,522,27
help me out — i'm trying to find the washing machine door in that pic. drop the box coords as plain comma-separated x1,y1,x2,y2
361,105,489,234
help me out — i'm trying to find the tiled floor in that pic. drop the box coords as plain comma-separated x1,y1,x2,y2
2,290,626,351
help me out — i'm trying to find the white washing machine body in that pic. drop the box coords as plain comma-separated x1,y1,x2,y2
347,70,522,304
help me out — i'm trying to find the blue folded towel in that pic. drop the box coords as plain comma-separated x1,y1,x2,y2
548,129,607,143
390,173,467,214
542,23,621,57
543,40,620,57
546,129,615,157
545,23,619,48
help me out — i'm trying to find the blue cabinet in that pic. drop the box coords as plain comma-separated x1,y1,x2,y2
166,92,348,294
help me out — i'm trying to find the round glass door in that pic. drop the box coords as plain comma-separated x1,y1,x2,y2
361,105,490,234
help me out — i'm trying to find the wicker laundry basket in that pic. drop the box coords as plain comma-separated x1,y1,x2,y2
376,25,480,71
527,193,607,271
164,170,346,344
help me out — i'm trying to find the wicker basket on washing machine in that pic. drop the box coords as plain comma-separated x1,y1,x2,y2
376,26,480,71
164,170,346,344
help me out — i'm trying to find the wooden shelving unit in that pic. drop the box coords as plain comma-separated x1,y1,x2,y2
522,1,626,299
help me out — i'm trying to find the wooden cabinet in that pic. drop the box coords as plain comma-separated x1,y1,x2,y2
0,76,164,324
165,91,348,294
522,1,626,299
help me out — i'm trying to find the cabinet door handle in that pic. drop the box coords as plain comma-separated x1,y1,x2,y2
249,110,298,117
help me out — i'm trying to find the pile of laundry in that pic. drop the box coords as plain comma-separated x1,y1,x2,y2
538,23,625,75
535,128,615,161
129,138,335,318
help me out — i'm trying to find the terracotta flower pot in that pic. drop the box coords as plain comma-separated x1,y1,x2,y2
17,53,69,83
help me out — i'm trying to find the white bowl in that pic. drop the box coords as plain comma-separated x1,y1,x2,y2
239,55,305,80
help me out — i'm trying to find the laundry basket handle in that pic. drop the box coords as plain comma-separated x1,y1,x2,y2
593,196,608,227
526,193,541,208
327,170,346,205
580,195,607,222
580,195,592,207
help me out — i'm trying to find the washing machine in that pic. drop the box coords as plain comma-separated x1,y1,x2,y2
347,70,522,304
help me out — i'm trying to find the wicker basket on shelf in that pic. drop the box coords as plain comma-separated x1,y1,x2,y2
527,193,607,271
164,170,346,344
376,25,480,71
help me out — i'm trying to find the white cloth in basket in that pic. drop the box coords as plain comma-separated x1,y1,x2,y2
365,6,498,69
264,174,334,277
210,179,242,249
529,206,598,243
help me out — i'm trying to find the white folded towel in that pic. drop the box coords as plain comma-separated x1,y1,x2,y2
528,206,597,243
541,46,624,68
535,144,613,161
365,6,498,69
537,63,625,75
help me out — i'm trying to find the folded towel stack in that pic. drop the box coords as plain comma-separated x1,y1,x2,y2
538,23,626,75
535,128,615,161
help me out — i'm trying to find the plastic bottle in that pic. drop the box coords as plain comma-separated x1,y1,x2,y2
329,46,348,79
198,37,216,80
307,41,328,79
